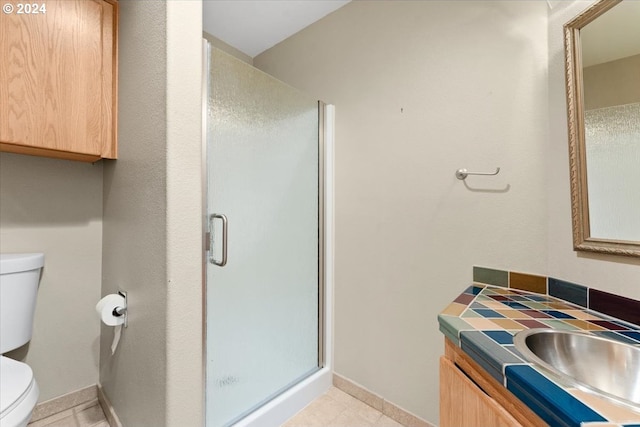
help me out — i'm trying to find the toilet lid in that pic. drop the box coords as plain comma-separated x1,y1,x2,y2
0,356,35,417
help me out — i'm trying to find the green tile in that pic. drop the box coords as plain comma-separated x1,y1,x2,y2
462,310,482,318
439,325,460,346
473,266,508,287
438,314,474,340
523,301,548,310
539,319,579,330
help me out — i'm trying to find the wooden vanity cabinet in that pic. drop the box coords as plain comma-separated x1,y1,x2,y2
440,338,546,427
0,0,118,162
440,357,521,427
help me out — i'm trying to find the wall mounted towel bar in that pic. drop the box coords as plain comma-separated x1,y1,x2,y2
455,167,500,180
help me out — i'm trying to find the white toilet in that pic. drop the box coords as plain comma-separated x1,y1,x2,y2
0,253,44,427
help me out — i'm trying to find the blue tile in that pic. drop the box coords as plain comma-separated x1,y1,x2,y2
484,330,514,345
506,379,571,427
473,309,505,318
548,278,587,308
541,310,575,319
502,301,530,310
619,330,640,343
460,331,523,383
464,285,484,295
506,365,606,427
461,341,504,383
528,295,550,301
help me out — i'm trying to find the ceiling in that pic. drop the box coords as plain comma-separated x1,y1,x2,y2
203,1,351,58
580,0,640,68
204,1,640,66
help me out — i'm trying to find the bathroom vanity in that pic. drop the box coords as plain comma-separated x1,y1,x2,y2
438,281,640,427
440,338,541,427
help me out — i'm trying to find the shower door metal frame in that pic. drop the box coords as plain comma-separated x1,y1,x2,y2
317,101,326,371
200,39,327,426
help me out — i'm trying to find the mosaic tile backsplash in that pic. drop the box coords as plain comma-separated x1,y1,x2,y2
473,266,640,326
439,267,640,427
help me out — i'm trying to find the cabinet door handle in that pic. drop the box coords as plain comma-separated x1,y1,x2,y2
209,213,228,266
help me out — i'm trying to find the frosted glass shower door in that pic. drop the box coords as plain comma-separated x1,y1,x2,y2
205,46,321,427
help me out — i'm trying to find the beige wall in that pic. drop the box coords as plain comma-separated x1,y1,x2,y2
3,3,638,426
203,31,252,65
100,0,168,425
255,1,549,423
584,54,640,110
0,2,203,423
0,153,102,402
547,2,640,297
100,1,204,426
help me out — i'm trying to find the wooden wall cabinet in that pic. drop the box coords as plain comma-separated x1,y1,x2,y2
440,339,546,427
0,0,118,162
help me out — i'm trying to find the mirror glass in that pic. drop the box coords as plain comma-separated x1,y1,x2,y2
564,0,640,256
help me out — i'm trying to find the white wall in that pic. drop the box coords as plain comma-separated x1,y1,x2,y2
547,1,640,297
166,1,203,425
254,1,549,423
0,153,102,402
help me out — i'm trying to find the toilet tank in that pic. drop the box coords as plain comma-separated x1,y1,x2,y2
0,253,44,353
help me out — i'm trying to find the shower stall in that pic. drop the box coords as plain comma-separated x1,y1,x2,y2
202,42,334,427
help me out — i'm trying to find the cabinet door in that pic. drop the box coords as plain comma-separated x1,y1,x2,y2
0,0,116,161
440,357,523,427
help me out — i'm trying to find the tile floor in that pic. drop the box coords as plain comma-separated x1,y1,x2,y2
28,399,109,427
28,386,403,427
282,387,404,427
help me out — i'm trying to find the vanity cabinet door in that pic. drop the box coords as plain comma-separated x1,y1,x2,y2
0,0,117,162
440,357,523,427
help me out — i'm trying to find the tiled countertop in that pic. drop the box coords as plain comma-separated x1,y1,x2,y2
438,284,640,427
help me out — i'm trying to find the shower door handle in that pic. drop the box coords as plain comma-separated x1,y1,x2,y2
209,213,228,266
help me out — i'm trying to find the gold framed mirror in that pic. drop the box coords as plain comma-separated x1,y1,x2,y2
564,0,640,257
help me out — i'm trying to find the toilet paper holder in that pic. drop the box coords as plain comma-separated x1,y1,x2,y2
111,290,128,327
